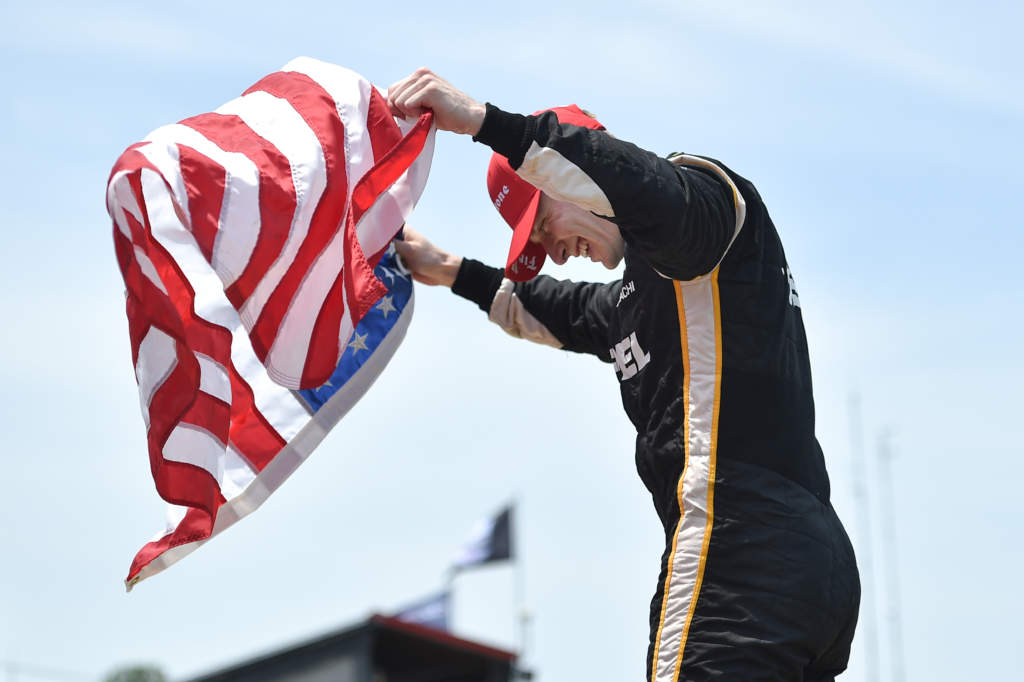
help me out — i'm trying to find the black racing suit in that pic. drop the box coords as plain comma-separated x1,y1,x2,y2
452,104,860,681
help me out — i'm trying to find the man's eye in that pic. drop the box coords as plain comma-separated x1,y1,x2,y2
529,220,546,243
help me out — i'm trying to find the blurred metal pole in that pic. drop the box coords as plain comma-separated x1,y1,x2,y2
512,498,530,660
877,430,906,682
848,393,881,681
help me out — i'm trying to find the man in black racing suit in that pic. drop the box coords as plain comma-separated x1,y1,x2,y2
388,68,860,681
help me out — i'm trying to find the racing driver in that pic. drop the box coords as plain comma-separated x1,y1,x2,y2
388,68,861,681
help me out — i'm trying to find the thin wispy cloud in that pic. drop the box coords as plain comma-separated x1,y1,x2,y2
649,0,1023,117
3,6,259,67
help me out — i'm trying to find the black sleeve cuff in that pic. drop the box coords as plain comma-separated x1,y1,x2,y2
452,258,505,313
471,103,535,169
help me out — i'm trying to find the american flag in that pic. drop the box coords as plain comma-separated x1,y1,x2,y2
105,57,434,589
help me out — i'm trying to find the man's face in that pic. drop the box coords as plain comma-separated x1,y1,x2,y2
529,193,625,270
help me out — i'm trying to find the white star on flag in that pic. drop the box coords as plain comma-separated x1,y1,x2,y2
348,331,370,355
377,295,397,318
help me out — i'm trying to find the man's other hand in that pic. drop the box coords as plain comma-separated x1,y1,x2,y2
387,68,486,136
394,226,462,288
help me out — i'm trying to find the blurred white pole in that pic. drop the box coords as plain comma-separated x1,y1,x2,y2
877,430,906,682
848,393,881,681
445,564,457,630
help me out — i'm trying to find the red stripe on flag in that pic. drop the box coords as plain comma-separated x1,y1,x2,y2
180,392,231,446
122,169,224,519
128,184,275,475
176,144,226,263
117,206,170,369
108,143,151,187
301,265,347,387
362,88,403,270
110,148,160,245
366,88,403,163
302,113,432,387
243,72,352,386
227,364,287,472
126,500,224,584
342,208,387,334
129,201,235,390
180,112,297,316
130,303,221,516
113,167,280,505
118,164,286,476
350,112,433,227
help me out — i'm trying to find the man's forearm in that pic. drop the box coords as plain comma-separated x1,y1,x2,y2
431,254,462,288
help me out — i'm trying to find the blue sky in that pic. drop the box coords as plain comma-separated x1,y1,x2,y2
1,1,1022,680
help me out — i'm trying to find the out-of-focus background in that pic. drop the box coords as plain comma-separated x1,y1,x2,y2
2,1,1022,680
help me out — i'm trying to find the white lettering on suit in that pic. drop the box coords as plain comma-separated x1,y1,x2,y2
617,280,636,307
783,266,801,308
609,331,651,380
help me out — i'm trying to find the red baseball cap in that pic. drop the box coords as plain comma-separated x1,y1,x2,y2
486,105,605,282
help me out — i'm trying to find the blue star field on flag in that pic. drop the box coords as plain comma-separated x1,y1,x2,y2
298,241,413,412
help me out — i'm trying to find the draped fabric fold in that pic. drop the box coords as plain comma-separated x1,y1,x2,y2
106,57,434,589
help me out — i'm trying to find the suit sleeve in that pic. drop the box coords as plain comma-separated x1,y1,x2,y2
472,103,744,280
453,258,616,361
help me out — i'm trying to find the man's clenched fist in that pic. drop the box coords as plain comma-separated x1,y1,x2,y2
387,68,486,136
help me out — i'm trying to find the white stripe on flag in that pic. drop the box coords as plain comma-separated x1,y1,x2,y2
108,171,142,240
161,434,258,502
221,443,259,501
216,91,327,330
196,353,232,404
159,504,190,541
138,132,192,229
163,423,226,483
352,127,435,258
133,246,168,295
146,123,264,288
135,327,178,431
135,161,241,333
136,165,309,441
229,321,308,441
265,224,346,386
161,425,260,499
126,255,415,588
282,57,375,203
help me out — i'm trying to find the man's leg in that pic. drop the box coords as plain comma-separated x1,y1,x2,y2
804,506,861,681
646,462,860,681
